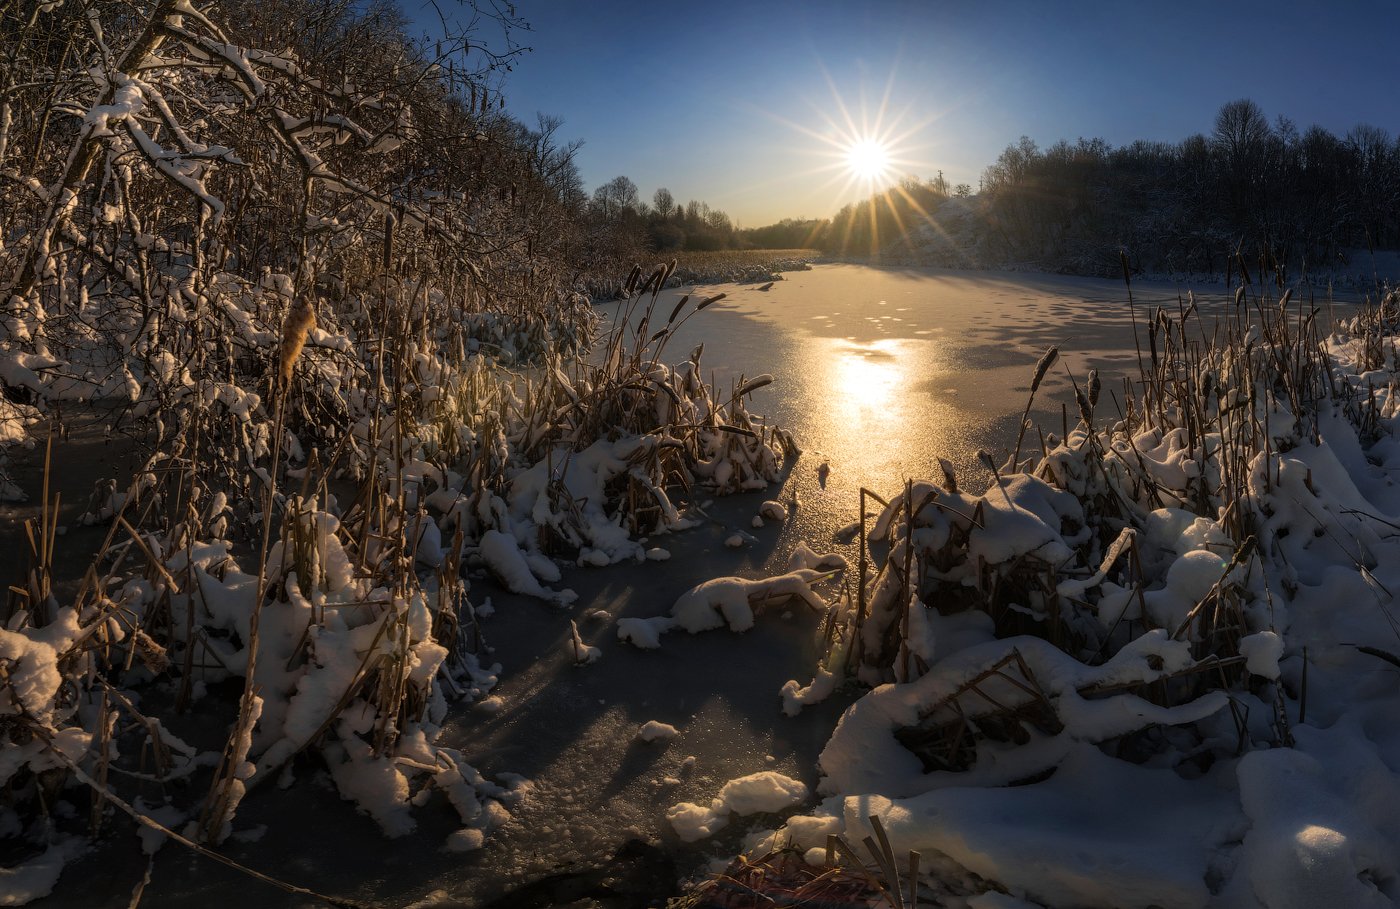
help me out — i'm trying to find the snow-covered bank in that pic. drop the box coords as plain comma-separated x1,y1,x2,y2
688,288,1400,907
0,253,810,904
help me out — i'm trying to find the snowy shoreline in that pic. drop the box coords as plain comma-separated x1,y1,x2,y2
667,286,1400,908
7,266,1400,909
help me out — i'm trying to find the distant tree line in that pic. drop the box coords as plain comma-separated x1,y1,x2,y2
717,99,1400,277
815,173,955,260
972,98,1400,275
363,89,1397,279
583,177,743,256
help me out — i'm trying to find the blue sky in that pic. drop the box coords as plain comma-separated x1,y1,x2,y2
413,0,1400,226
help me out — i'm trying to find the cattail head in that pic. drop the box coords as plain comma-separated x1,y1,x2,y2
639,266,665,296
938,457,958,493
1030,345,1058,394
133,629,170,674
1075,386,1093,427
1087,368,1101,408
278,297,317,387
736,373,773,396
667,294,690,325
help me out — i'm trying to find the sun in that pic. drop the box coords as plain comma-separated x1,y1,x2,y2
846,138,892,182
742,63,950,244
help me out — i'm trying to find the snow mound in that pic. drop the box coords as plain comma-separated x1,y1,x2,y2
666,771,809,842
780,669,838,716
616,617,676,649
636,721,679,743
671,568,831,633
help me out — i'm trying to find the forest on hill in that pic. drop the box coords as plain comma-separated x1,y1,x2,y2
822,99,1400,277
593,99,1400,280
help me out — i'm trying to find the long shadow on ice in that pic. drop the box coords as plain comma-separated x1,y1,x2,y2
445,485,855,906
33,481,852,909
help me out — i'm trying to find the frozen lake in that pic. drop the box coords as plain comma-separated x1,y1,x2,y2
639,263,1362,543
35,264,1364,908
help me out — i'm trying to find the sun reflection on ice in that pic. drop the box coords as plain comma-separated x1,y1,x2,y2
832,339,901,413
790,336,979,504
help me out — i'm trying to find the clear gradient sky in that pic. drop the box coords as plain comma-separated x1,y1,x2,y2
415,0,1400,227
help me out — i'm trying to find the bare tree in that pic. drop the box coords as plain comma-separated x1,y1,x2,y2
592,175,639,219
653,186,676,219
1212,98,1271,164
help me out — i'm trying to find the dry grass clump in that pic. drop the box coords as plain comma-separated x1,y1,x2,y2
815,256,1382,777
0,248,795,902
665,250,822,288
676,816,927,909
